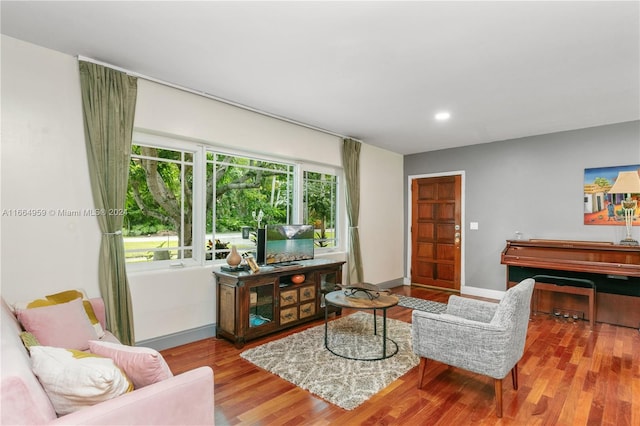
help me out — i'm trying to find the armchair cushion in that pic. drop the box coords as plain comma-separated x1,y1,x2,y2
445,295,499,323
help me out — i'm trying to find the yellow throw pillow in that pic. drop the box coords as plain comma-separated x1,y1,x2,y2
19,331,40,353
30,346,133,415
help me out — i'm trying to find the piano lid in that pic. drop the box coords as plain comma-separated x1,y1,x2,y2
501,239,640,277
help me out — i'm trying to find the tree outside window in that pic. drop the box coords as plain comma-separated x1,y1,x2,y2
125,145,193,263
304,171,338,248
124,134,340,267
206,153,293,260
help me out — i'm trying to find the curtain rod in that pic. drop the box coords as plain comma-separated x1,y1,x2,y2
77,55,361,143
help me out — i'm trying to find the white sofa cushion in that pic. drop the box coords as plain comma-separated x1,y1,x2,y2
30,346,133,415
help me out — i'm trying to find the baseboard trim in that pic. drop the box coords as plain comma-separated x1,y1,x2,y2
136,324,216,351
461,285,504,301
376,277,405,289
401,276,505,301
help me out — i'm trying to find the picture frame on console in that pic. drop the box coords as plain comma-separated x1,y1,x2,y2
245,255,260,273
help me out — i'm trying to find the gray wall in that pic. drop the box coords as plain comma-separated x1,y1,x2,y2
404,120,640,293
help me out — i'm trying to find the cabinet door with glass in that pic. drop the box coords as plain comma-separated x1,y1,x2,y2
246,279,276,335
317,268,343,313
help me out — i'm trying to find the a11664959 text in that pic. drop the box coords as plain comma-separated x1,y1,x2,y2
2,208,127,217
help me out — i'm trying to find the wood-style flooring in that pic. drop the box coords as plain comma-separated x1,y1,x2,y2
160,286,640,425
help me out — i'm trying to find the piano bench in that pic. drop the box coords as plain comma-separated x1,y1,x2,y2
532,275,596,329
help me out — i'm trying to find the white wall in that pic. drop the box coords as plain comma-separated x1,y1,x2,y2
359,144,404,283
1,36,405,343
1,36,101,302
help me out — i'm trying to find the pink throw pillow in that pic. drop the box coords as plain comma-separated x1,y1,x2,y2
88,340,173,389
16,298,98,351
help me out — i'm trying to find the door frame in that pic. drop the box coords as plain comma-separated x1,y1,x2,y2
406,170,466,292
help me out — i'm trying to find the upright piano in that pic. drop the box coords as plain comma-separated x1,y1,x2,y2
501,239,640,329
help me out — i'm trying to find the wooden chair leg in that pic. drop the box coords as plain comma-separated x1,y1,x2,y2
494,365,518,418
494,378,503,418
417,357,428,389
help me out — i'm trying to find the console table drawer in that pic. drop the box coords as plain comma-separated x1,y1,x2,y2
300,302,315,319
280,289,298,306
300,285,316,302
280,306,298,324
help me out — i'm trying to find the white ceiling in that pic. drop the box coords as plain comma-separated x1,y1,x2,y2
2,1,639,155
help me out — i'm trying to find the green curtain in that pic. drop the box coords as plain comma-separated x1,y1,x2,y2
342,138,364,284
79,61,137,345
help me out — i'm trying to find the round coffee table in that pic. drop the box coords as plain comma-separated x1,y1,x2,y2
323,289,399,361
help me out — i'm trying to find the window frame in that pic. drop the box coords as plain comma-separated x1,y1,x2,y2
126,131,343,272
300,164,341,251
205,149,297,261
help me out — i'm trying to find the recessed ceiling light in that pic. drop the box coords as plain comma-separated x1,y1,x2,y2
435,112,451,121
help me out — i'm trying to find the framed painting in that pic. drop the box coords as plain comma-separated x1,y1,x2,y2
583,164,640,226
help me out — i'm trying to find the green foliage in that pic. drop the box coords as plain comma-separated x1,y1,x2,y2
123,224,168,237
126,148,338,260
593,177,611,188
126,146,186,236
128,148,293,242
304,172,337,238
211,155,292,231
206,239,229,260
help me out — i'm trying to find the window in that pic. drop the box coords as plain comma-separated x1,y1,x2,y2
125,143,194,264
206,152,295,260
303,170,338,248
124,132,341,268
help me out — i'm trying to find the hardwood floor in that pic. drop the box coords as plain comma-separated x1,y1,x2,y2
160,286,640,425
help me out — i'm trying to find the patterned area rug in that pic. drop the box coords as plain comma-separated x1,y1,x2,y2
396,295,447,314
240,312,419,410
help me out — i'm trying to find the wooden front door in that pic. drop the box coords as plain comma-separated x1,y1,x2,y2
411,175,462,291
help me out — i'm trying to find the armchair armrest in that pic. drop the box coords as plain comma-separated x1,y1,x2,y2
50,367,214,425
446,295,498,323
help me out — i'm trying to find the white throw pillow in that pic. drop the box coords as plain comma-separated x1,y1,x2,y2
30,346,133,415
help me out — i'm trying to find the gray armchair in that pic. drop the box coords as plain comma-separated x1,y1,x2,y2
411,278,535,417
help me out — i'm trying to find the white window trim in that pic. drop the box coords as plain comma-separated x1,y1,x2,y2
126,132,202,272
301,164,343,255
127,130,345,271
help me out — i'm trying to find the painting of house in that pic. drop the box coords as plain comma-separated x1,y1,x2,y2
584,164,640,225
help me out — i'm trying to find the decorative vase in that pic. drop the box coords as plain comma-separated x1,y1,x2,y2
226,245,242,267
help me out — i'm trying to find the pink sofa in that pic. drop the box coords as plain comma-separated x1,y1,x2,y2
1,297,215,425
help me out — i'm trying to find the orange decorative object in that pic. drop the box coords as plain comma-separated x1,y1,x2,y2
291,274,305,284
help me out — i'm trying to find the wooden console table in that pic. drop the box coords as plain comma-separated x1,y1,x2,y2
214,258,345,347
501,239,640,329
